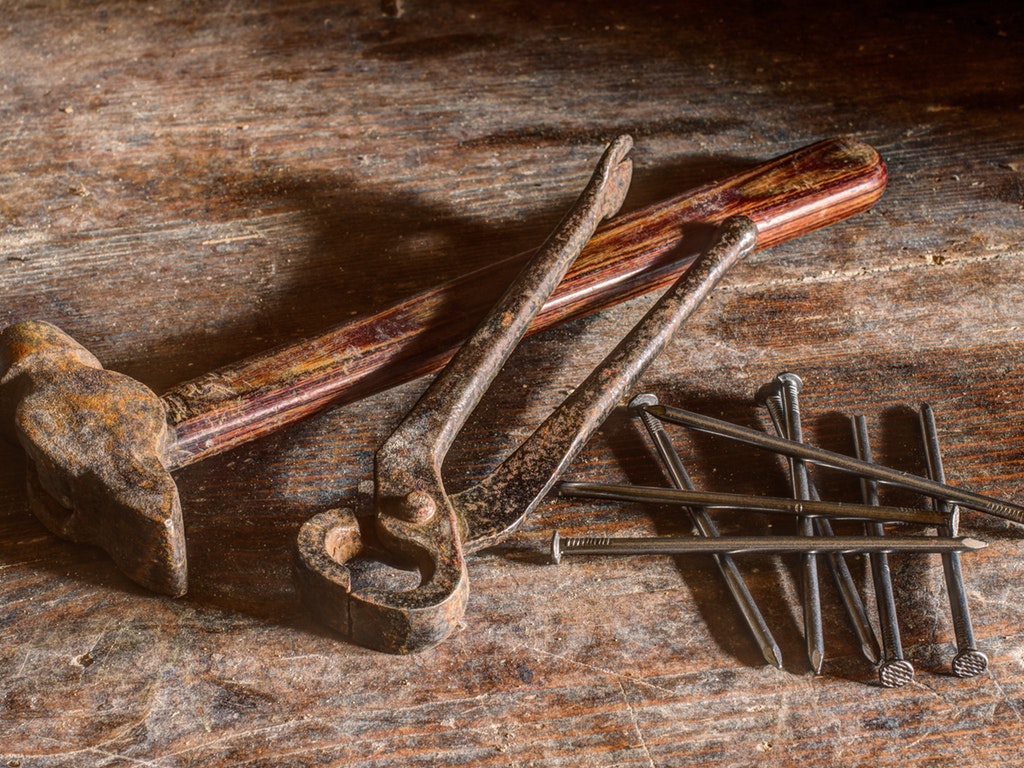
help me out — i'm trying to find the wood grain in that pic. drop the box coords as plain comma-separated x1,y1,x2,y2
1,2,1023,767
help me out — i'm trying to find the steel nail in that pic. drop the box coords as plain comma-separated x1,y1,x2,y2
757,380,879,667
813,516,881,666
557,481,947,526
851,414,915,688
557,481,948,526
918,404,988,678
636,402,1024,524
630,393,783,669
771,372,824,674
550,531,985,562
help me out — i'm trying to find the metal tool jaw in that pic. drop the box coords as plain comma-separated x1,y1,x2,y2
295,134,760,654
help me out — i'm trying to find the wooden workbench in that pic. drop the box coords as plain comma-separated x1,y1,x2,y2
2,2,1022,765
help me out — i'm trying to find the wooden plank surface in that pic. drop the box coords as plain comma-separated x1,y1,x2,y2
2,1,1023,765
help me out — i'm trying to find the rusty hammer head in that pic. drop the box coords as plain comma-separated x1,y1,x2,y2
0,320,186,595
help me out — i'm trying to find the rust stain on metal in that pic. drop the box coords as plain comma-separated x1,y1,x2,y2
0,137,884,601
0,320,186,595
296,136,762,654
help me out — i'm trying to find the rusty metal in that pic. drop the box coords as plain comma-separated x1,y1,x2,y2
295,135,763,653
0,137,887,598
0,323,185,594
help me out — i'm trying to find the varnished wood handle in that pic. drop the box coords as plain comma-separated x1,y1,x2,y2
162,137,886,469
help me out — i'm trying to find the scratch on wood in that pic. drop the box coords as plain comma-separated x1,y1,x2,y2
768,689,792,752
911,675,950,705
199,233,265,246
15,650,34,677
378,692,491,717
146,718,311,765
523,644,676,695
988,671,1024,724
617,680,656,768
718,246,1021,294
25,733,157,768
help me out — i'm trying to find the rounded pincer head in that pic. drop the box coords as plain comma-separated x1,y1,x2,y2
0,320,187,596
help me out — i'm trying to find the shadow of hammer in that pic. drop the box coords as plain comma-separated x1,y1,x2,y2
0,137,886,595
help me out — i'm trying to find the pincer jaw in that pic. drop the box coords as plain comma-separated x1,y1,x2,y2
295,136,637,653
295,507,469,654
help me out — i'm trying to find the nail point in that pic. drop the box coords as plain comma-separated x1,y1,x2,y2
810,648,824,675
764,644,784,670
861,641,880,666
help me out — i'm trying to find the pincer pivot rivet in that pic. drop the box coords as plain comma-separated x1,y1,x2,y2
400,490,437,523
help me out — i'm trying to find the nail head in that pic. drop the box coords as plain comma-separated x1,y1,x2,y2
551,531,563,564
629,392,659,410
775,371,804,392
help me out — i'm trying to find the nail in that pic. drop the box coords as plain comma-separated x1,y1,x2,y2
774,373,812,498
550,531,985,562
557,481,948,527
852,414,915,688
813,516,881,666
630,394,783,669
758,379,879,667
919,404,988,678
635,402,1024,524
770,373,824,674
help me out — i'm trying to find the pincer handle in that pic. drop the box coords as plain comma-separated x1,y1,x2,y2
296,137,636,654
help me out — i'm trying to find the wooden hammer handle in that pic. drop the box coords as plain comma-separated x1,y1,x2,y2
162,137,886,469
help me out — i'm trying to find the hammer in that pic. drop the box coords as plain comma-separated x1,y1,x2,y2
0,137,886,596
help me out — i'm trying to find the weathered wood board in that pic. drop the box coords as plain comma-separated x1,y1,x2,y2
2,2,1023,765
